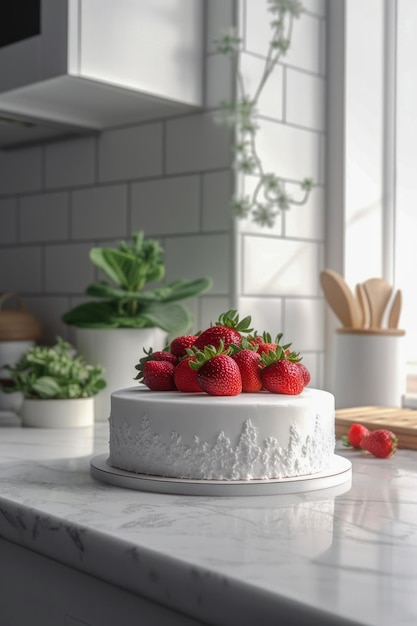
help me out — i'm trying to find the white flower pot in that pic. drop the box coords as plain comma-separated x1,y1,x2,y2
20,397,95,428
75,327,167,421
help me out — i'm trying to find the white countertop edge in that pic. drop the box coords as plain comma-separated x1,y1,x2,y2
0,495,359,626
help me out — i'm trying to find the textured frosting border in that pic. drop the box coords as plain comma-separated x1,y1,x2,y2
109,414,335,481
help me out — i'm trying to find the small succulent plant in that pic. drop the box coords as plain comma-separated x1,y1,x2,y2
3,337,106,399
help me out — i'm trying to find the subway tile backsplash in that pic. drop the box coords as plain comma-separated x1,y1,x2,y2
45,137,96,189
284,184,325,241
242,237,321,297
71,185,128,240
164,233,231,295
240,54,284,121
0,246,42,293
165,112,231,175
130,176,200,236
0,0,327,388
256,119,323,184
285,70,326,132
98,124,163,182
0,146,42,196
0,198,18,244
201,170,233,232
44,243,95,294
20,192,69,243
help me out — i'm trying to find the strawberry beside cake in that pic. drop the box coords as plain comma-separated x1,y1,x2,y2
108,310,336,481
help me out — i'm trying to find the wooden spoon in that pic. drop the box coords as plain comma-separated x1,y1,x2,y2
356,282,369,328
388,289,402,329
320,269,361,328
362,278,393,329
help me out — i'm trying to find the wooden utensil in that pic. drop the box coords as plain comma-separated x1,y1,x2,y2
355,282,369,328
320,269,361,328
362,278,392,329
388,288,402,329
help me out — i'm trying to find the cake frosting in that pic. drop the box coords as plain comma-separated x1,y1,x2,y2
108,386,335,481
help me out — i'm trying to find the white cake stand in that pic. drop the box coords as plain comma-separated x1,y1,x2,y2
90,454,352,497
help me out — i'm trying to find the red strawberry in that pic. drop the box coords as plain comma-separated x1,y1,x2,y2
149,350,178,365
259,344,304,395
134,347,177,388
249,332,277,355
193,310,252,352
170,335,198,358
248,335,264,348
142,360,176,391
360,429,398,458
174,356,201,393
296,362,311,386
261,359,304,395
257,341,278,356
189,341,242,396
249,332,296,358
341,423,370,448
231,348,262,392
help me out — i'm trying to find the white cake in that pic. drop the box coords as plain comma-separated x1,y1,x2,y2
108,386,335,481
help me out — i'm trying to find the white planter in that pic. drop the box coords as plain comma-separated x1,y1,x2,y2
75,327,167,421
20,397,94,428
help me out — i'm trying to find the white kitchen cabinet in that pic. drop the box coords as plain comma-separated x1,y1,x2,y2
0,0,203,148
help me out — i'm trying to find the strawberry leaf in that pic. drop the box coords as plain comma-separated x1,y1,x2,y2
215,310,253,333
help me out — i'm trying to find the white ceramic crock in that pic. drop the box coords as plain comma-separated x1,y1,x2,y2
20,397,94,428
333,329,406,409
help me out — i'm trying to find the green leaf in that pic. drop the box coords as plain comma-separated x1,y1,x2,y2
139,302,193,339
85,282,140,300
32,376,62,399
85,277,212,304
82,283,159,303
108,316,150,329
62,302,120,327
62,298,193,335
150,277,213,303
89,232,166,292
90,248,132,288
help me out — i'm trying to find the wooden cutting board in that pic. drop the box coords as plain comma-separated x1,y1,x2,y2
335,406,417,450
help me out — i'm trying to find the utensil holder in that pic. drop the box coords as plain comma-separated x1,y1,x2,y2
332,329,406,409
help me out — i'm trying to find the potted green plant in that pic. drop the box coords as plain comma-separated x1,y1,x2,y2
3,337,106,428
62,231,211,334
62,231,212,419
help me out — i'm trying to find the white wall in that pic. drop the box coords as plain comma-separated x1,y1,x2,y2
0,0,327,388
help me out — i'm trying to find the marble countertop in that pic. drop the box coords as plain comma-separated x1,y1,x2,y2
0,417,416,626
